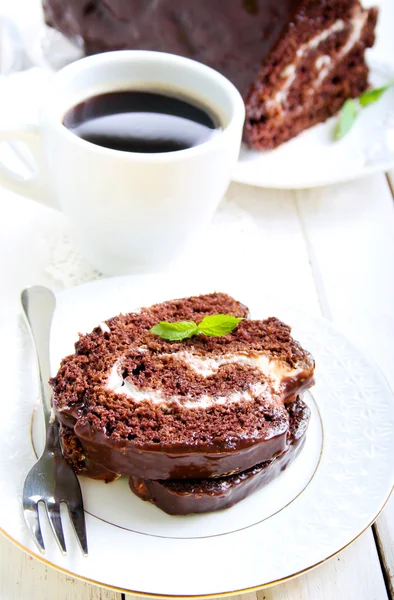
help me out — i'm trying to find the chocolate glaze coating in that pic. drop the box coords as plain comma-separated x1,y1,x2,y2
129,395,311,514
130,437,305,514
68,417,288,479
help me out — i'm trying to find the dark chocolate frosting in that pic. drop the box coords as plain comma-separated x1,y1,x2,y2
43,0,302,97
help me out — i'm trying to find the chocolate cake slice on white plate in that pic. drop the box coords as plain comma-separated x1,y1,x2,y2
52,292,315,513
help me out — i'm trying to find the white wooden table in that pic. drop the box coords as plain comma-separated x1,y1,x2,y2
0,169,393,599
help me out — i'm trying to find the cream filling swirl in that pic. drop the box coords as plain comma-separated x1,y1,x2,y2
106,350,305,409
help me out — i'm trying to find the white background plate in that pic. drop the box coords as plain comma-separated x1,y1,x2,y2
0,273,393,596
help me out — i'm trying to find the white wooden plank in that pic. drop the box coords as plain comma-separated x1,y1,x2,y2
0,189,76,326
0,535,121,600
214,183,322,315
125,533,389,600
296,172,394,597
375,168,394,600
374,505,394,599
387,170,394,196
169,529,389,600
295,174,394,383
257,530,388,600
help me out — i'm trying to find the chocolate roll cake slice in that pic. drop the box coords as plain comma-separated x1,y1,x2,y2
51,293,315,480
129,396,311,515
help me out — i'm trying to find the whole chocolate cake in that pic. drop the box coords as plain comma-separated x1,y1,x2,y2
52,292,315,516
43,0,378,149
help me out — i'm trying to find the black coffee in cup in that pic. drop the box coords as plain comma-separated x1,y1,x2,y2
63,90,221,153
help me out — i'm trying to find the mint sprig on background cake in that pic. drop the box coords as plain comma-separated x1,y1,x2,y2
334,82,394,140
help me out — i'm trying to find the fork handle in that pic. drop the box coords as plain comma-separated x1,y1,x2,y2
21,286,56,433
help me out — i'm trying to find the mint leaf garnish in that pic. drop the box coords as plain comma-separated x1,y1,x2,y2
334,81,394,140
150,321,198,341
334,99,359,140
198,314,244,337
150,314,243,341
359,82,394,107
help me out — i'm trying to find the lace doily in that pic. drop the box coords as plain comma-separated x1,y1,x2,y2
37,185,261,291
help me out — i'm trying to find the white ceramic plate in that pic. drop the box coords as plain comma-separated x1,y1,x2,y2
0,273,393,597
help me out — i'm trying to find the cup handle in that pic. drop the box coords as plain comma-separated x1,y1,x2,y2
0,123,54,207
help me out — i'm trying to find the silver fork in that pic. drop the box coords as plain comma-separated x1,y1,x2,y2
21,286,88,556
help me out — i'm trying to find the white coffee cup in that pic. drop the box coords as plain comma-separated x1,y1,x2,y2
0,51,245,275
